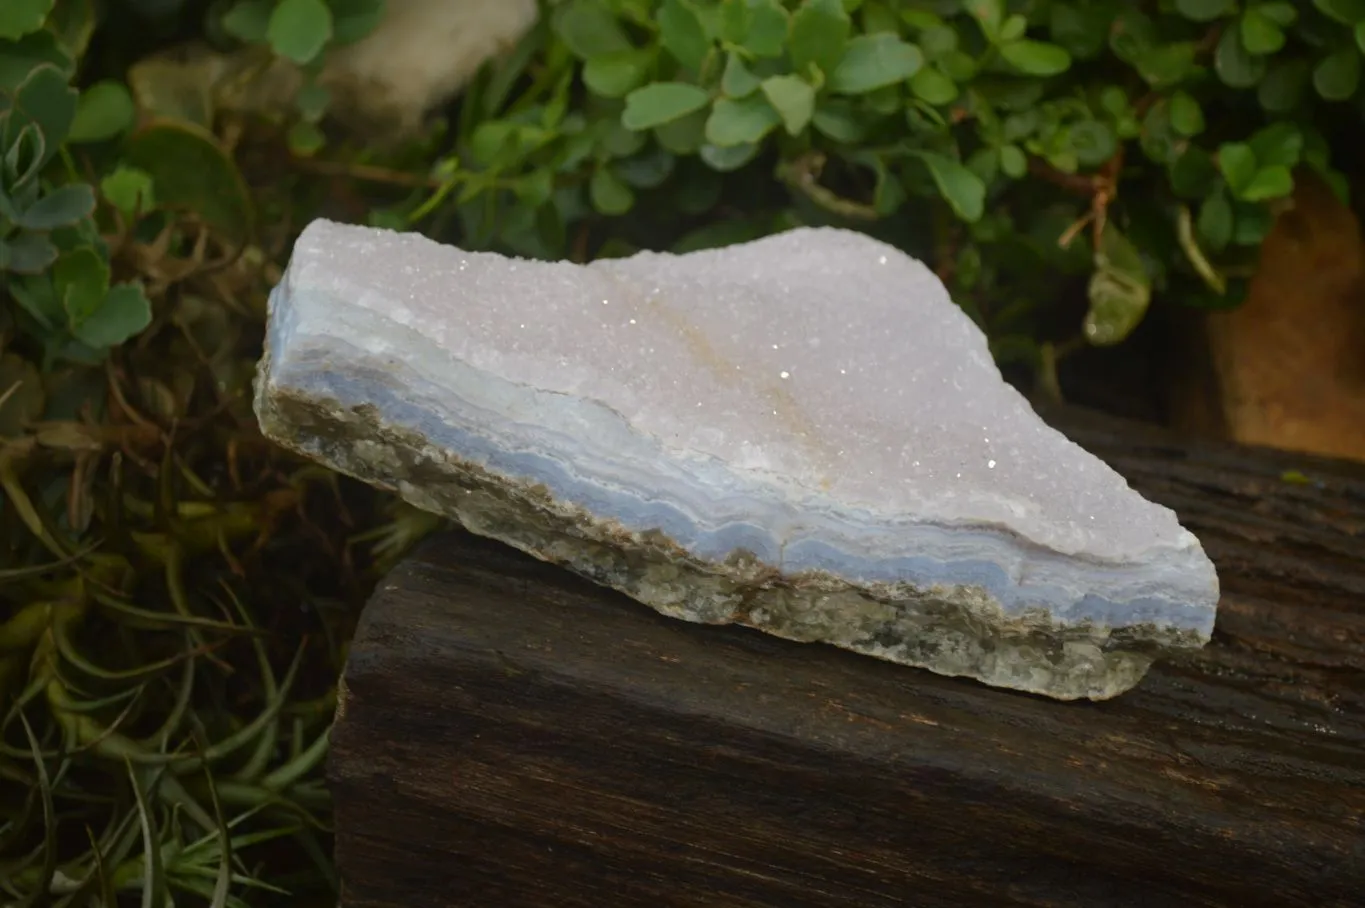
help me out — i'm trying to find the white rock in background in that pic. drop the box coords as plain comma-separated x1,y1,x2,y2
254,219,1221,700
320,0,539,135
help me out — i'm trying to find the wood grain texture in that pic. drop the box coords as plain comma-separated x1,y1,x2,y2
330,408,1365,908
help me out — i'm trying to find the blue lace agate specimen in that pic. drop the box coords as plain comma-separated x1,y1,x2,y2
254,219,1220,700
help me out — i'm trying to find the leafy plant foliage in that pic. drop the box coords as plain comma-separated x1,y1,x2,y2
1,0,1363,903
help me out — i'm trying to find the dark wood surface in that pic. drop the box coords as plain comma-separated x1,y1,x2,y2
330,409,1365,908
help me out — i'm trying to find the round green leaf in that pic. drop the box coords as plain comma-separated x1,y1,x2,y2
1248,122,1302,167
0,0,54,40
622,82,711,131
999,144,1027,178
1197,190,1234,251
1069,120,1117,167
1258,59,1310,112
704,95,781,146
999,39,1071,76
124,119,255,245
267,0,333,64
1214,25,1265,87
1168,91,1205,136
918,152,985,222
789,0,850,75
1084,227,1151,347
99,166,156,218
584,50,652,98
721,52,761,98
552,0,630,59
658,0,711,72
740,0,789,58
1313,47,1361,100
221,0,272,42
1238,165,1294,201
829,34,923,94
1175,0,1234,22
54,246,110,326
68,80,135,142
1239,10,1285,55
760,74,816,135
71,282,152,349
1217,142,1257,194
909,66,956,104
699,141,759,172
590,165,635,215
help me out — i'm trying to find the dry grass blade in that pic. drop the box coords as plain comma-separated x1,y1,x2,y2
125,759,169,908
14,711,56,908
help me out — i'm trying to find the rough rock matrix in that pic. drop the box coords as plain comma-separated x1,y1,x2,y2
254,219,1221,700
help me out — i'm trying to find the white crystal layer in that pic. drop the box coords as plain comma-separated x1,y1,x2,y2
259,220,1220,637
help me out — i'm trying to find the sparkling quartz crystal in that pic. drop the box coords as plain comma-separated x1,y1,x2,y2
254,219,1220,700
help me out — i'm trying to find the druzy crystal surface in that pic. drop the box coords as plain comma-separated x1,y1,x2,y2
254,219,1220,700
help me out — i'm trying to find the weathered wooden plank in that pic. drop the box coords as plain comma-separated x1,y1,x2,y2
330,409,1365,908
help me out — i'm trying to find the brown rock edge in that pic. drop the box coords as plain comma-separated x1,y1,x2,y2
329,407,1365,908
1170,171,1365,463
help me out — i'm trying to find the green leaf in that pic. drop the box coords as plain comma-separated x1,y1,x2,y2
789,0,850,76
1258,59,1309,111
918,152,985,222
71,282,151,348
1239,10,1285,54
267,0,333,64
811,99,865,142
590,165,635,215
1217,142,1257,193
584,50,652,98
1214,24,1265,87
0,0,53,40
222,0,272,42
999,39,1071,76
621,82,711,130
329,0,386,44
16,183,94,229
1313,0,1365,25
99,166,156,218
0,232,57,273
1069,120,1117,167
1130,42,1198,88
1084,226,1150,346
721,51,761,97
1238,165,1293,201
1175,0,1234,21
1248,122,1302,167
68,80,135,142
653,106,709,152
999,144,1027,178
699,141,759,171
1257,2,1298,26
1358,21,1365,53
705,94,780,146
1313,47,1361,100
829,34,923,94
966,0,1004,41
1197,190,1234,251
740,0,789,57
999,14,1027,43
124,120,255,245
54,246,110,326
1049,3,1109,59
1169,146,1217,198
552,0,630,59
659,0,711,71
760,74,815,135
1168,91,1204,136
909,65,956,104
